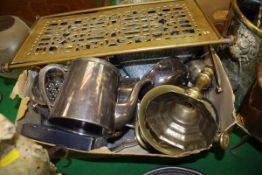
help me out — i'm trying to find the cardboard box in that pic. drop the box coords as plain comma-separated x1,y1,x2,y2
12,47,236,159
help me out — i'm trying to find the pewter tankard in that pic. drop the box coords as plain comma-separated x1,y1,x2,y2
39,58,119,135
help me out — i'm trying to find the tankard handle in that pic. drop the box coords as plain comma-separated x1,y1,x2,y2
38,64,66,109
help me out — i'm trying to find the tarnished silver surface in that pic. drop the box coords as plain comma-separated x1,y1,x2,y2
114,78,150,130
229,23,261,63
114,58,187,130
186,59,205,83
225,0,261,63
221,0,262,104
143,57,188,86
48,58,119,134
38,64,66,109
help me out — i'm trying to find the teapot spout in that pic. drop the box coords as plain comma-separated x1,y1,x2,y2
114,78,150,130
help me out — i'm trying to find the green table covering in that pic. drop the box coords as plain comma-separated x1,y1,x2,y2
0,76,261,175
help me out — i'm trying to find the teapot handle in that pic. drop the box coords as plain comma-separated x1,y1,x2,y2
38,64,66,109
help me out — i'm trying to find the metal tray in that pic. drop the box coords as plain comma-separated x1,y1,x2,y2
10,0,227,69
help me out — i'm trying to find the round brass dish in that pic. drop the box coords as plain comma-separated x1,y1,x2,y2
137,85,218,155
